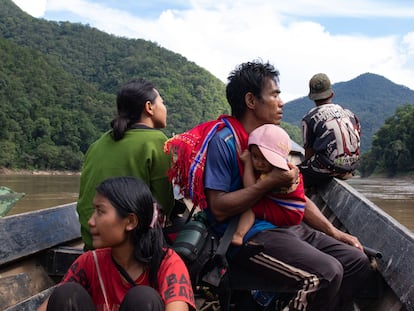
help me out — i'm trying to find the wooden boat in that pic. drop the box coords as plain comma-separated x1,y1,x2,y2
307,179,413,311
0,203,83,311
1,167,413,310
0,186,25,217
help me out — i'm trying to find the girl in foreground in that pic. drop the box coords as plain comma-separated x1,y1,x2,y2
38,176,195,311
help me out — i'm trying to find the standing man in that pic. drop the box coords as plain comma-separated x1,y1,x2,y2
300,73,361,187
202,61,370,310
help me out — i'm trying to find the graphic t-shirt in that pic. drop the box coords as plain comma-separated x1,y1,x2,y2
60,248,195,310
301,103,361,171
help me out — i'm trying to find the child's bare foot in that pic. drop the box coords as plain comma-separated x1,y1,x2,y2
232,233,244,246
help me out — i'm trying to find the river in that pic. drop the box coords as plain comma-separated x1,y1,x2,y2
346,177,414,232
0,174,80,214
0,174,413,232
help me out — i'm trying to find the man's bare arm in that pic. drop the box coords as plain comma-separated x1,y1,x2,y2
303,196,363,251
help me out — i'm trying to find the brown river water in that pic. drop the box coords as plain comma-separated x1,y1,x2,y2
0,174,413,232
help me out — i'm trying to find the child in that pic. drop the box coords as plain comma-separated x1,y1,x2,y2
38,176,195,311
232,124,306,246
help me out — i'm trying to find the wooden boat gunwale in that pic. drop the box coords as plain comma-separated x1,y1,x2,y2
0,178,413,310
0,203,82,311
312,178,414,310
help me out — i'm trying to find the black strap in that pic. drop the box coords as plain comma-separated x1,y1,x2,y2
185,204,197,223
215,214,240,256
111,256,137,286
201,214,240,287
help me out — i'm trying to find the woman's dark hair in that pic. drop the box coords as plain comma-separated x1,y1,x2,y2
95,176,167,289
226,60,280,119
111,78,157,141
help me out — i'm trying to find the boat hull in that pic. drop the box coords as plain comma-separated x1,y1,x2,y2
0,179,413,310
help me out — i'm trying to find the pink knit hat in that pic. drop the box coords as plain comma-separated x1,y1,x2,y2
248,124,291,170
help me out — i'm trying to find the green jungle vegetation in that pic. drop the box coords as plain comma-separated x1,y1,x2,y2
0,0,413,176
359,104,414,177
0,0,231,170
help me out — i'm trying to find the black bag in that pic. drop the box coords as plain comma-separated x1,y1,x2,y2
173,217,210,262
172,211,239,287
172,211,219,285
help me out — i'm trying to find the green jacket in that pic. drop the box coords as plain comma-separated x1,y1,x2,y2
77,127,173,249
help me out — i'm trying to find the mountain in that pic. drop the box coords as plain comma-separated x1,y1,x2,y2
0,0,229,135
0,0,229,169
283,73,414,152
1,0,414,170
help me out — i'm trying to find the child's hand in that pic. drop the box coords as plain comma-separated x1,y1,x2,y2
240,149,250,163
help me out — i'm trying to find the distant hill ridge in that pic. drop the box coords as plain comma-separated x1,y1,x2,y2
283,73,414,152
0,0,229,135
0,0,229,169
1,0,414,170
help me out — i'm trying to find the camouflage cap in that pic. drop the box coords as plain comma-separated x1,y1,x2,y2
308,73,333,100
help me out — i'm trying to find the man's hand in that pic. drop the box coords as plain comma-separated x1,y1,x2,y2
332,229,364,251
264,162,299,189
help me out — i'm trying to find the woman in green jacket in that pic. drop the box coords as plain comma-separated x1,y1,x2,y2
77,78,174,250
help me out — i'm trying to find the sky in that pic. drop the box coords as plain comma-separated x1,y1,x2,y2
11,0,414,102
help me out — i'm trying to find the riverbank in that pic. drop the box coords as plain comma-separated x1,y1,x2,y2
2,166,413,179
361,174,414,181
0,168,80,176
363,169,414,180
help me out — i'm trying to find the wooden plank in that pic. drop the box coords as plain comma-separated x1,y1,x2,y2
4,287,55,311
0,254,58,310
0,203,80,266
0,274,31,307
317,178,414,311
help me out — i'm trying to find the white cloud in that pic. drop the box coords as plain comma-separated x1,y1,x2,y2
402,32,414,55
12,0,46,17
10,0,414,101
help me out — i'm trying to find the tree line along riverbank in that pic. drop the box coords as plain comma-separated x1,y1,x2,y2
0,168,80,176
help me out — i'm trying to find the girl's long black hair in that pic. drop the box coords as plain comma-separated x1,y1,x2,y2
95,176,167,289
111,78,157,141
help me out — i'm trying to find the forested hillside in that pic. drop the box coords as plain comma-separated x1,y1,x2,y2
0,0,229,170
360,104,414,177
283,73,414,153
1,0,413,175
0,37,113,169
